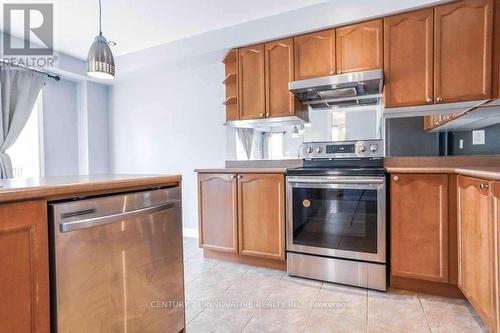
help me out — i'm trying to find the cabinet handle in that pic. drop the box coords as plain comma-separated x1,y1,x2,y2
231,175,236,179
426,98,432,104
238,175,243,179
393,176,400,182
330,70,335,75
259,113,264,117
266,113,270,117
480,183,489,190
436,97,443,102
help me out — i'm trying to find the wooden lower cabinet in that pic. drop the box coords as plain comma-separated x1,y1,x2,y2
0,201,50,333
494,181,500,333
198,173,238,252
458,176,498,332
238,173,285,260
198,173,285,262
390,174,450,282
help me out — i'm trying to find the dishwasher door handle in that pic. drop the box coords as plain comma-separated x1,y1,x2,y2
59,199,181,233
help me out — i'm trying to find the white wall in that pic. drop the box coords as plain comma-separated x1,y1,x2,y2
109,62,226,229
42,79,79,176
87,82,110,174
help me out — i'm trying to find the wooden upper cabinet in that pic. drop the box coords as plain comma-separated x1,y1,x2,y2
384,9,434,108
294,30,336,80
336,19,383,74
237,173,285,261
0,201,50,333
238,44,266,120
493,0,500,99
434,0,493,103
198,173,238,252
457,176,497,330
265,38,295,118
390,174,449,282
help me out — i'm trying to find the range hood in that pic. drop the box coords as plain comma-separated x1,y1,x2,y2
289,69,383,110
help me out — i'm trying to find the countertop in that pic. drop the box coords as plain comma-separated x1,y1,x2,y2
0,174,182,203
195,168,288,173
385,156,500,180
386,166,500,181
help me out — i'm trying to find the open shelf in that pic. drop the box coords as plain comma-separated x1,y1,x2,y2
223,73,237,85
223,96,237,105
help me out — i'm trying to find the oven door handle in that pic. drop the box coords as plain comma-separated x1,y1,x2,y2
287,177,385,185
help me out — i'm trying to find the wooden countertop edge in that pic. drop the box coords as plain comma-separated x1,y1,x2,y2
195,168,287,173
0,175,182,204
386,167,500,181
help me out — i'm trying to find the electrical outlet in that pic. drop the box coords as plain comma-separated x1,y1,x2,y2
472,130,485,145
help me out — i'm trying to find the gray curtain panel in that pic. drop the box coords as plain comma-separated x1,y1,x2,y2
0,65,46,179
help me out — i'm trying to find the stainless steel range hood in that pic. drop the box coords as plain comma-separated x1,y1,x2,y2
289,69,383,110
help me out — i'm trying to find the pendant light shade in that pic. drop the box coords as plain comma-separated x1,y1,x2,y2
87,0,115,79
87,34,115,79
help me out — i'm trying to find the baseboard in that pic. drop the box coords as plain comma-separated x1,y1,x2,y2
183,227,198,238
390,276,464,298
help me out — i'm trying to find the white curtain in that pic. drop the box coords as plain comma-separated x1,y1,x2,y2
0,65,46,179
237,128,254,160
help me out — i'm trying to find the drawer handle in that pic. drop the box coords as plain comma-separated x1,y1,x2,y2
393,176,400,182
480,183,489,190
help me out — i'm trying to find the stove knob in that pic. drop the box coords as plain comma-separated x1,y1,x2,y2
305,146,313,154
369,144,378,153
315,147,323,154
358,145,367,153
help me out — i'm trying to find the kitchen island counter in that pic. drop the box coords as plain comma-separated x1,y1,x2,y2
0,174,181,203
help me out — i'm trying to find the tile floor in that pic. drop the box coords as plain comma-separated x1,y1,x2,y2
182,237,487,333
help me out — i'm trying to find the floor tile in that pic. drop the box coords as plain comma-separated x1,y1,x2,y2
367,289,431,332
419,294,487,333
305,307,367,333
243,307,312,333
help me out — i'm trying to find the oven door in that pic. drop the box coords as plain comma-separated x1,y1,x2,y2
286,176,386,263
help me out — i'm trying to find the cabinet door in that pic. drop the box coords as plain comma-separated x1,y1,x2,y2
238,173,285,260
391,174,449,282
384,9,434,108
458,176,496,329
434,0,493,103
294,30,336,80
198,173,238,252
493,181,500,333
336,19,383,74
0,201,49,333
265,38,295,118
238,44,266,120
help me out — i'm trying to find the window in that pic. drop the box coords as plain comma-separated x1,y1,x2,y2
6,93,44,178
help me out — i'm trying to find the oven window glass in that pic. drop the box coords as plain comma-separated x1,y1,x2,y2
292,187,378,253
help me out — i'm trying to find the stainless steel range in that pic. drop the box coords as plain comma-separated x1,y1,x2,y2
286,139,387,291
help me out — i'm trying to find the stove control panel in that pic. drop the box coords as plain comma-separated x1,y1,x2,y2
299,140,384,159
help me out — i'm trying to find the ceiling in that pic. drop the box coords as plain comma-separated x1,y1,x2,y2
2,0,331,59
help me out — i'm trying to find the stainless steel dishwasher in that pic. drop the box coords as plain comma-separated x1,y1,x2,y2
49,186,185,333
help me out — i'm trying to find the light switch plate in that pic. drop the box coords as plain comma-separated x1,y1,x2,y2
459,139,464,149
472,130,485,145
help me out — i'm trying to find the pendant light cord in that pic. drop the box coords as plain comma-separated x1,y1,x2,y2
98,0,102,35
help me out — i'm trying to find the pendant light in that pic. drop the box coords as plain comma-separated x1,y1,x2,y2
87,0,115,79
